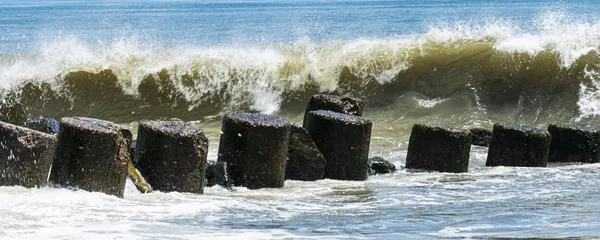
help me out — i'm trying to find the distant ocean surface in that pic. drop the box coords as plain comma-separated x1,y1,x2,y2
3,0,600,239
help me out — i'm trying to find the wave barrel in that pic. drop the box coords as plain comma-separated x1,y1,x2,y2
305,110,372,181
486,123,551,167
0,122,57,188
49,117,132,198
302,94,363,128
134,121,208,193
217,113,291,189
547,124,600,163
406,124,471,173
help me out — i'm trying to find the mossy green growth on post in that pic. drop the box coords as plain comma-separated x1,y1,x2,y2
406,124,471,173
547,123,600,163
217,113,291,189
128,159,152,193
306,110,372,181
486,123,551,167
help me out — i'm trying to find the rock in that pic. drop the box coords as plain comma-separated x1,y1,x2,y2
24,117,60,134
486,123,551,167
49,117,132,198
547,123,600,163
368,156,396,175
286,124,327,181
469,127,492,147
0,122,57,188
302,94,363,128
205,161,228,187
406,124,471,173
0,101,26,126
305,110,372,181
217,113,291,189
134,120,208,193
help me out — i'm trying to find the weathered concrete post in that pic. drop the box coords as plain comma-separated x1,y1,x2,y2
134,120,208,193
49,117,132,198
406,124,471,173
286,124,327,181
217,113,291,189
548,124,600,163
305,110,372,181
302,94,363,128
0,122,57,188
486,123,551,167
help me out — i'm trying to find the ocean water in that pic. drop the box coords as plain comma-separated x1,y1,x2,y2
2,0,600,238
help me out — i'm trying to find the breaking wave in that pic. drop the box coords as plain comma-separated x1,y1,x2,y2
2,11,600,125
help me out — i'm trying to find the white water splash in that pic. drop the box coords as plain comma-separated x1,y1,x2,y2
576,68,600,121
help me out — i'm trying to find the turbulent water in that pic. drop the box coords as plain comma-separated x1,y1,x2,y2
3,0,600,239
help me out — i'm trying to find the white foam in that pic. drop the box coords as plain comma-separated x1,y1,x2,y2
577,68,600,121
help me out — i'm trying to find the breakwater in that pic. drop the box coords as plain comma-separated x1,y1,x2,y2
1,94,598,197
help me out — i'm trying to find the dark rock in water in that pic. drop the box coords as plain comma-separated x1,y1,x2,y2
368,156,396,175
0,122,57,188
135,120,208,193
217,112,291,189
547,123,600,163
205,161,228,187
305,110,372,181
0,102,26,126
469,127,492,147
49,117,132,198
286,124,327,181
406,124,471,173
24,117,60,135
302,94,363,128
486,123,550,167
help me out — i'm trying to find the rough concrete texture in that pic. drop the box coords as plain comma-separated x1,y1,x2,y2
470,127,492,147
128,159,153,193
135,120,208,193
302,94,363,128
49,117,132,198
217,112,291,189
286,124,327,181
548,123,600,163
0,121,57,188
406,124,471,173
486,123,551,167
305,110,372,181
